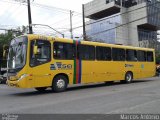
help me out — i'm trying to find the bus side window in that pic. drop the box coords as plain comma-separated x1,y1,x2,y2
77,44,95,60
96,46,111,61
137,50,146,62
53,42,75,60
147,51,153,62
126,49,137,61
112,48,125,61
30,40,51,67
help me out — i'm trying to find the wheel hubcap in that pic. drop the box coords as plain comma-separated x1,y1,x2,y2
127,74,132,82
56,79,65,88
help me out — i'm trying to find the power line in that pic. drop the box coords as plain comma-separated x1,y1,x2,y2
0,1,20,23
30,1,160,38
0,28,21,32
1,0,159,39
7,5,25,21
0,0,24,5
31,3,69,14
1,0,81,15
31,24,64,37
1,0,83,31
51,12,82,27
2,9,14,21
71,1,160,31
1,0,83,29
88,7,160,37
0,0,28,25
50,16,70,26
31,2,82,15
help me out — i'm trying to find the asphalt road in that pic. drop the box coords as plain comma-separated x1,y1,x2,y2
0,77,160,114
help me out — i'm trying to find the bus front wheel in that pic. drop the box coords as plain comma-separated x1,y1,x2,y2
52,75,68,92
121,72,133,83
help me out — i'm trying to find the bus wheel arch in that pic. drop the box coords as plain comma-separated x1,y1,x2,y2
121,71,133,83
125,71,133,83
52,73,69,92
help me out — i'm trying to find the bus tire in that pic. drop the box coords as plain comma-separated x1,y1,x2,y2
35,87,47,92
121,72,133,83
52,75,68,92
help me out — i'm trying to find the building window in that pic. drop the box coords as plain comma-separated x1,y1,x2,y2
126,49,137,61
106,0,109,4
96,46,111,61
53,42,76,60
112,48,125,61
77,45,95,60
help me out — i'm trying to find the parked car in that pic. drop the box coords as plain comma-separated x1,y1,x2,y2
0,68,7,84
156,64,160,76
0,76,6,84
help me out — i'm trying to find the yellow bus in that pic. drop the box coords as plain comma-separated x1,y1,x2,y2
7,34,156,92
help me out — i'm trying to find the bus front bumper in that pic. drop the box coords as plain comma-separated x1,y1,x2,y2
7,80,20,88
6,74,30,88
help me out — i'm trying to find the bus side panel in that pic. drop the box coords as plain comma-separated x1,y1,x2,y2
93,61,126,82
52,60,74,85
28,60,74,88
109,62,126,81
140,62,155,78
94,61,113,82
81,61,126,83
80,61,96,84
124,62,141,79
29,62,52,87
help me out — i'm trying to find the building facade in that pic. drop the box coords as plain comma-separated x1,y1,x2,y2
84,0,160,49
85,14,121,43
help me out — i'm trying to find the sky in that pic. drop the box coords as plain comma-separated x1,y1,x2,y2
1,0,159,39
0,0,92,38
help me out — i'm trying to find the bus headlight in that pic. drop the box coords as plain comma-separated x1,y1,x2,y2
18,74,28,81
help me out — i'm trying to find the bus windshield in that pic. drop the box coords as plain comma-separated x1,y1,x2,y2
8,36,28,73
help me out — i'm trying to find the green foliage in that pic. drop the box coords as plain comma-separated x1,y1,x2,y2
0,31,14,47
0,25,27,49
0,31,15,60
0,26,27,69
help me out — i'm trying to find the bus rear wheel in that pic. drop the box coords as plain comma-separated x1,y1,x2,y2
35,87,47,92
52,75,68,92
121,72,133,83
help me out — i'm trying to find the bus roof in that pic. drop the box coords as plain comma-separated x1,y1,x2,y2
25,34,154,51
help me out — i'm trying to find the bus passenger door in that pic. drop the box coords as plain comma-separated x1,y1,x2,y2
77,44,96,84
30,39,52,87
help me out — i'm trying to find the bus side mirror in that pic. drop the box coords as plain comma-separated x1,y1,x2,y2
33,45,39,55
3,45,9,59
3,50,6,59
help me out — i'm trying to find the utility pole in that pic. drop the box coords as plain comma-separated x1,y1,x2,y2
70,10,73,39
13,0,33,33
82,4,86,40
27,0,33,34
